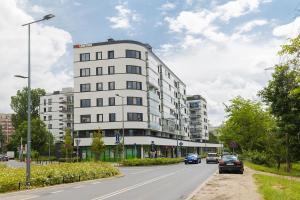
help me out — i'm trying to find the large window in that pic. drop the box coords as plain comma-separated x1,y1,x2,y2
96,82,103,91
96,67,102,75
108,82,115,90
96,52,102,60
127,97,143,105
80,115,91,123
189,102,199,108
109,97,115,106
109,113,116,122
80,99,91,107
127,81,142,90
97,114,103,122
127,113,143,121
80,83,90,92
80,53,90,61
96,98,103,107
108,51,114,59
108,66,115,74
80,68,90,77
126,65,141,74
126,50,141,59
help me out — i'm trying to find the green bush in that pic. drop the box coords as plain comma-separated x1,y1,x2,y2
121,158,183,166
243,151,274,166
0,162,119,193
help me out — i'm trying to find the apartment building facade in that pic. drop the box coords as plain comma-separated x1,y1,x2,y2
187,95,209,142
73,39,219,159
0,113,14,145
39,87,74,141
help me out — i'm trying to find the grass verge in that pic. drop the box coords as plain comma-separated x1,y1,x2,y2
254,174,300,200
245,161,300,177
121,158,183,166
0,162,120,193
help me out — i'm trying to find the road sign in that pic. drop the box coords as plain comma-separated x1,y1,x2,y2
151,141,156,152
75,139,81,147
115,133,120,144
179,142,183,146
229,141,238,148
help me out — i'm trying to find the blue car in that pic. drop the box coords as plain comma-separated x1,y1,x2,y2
184,153,201,164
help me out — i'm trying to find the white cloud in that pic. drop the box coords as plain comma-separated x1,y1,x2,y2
31,5,45,14
273,16,300,38
236,19,268,34
107,2,140,29
0,0,72,113
74,2,81,6
160,2,176,10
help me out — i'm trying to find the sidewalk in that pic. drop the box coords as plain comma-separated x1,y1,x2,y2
189,167,262,200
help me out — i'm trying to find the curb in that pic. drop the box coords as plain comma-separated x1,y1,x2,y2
185,170,218,200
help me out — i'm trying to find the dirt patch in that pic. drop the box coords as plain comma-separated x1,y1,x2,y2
190,167,262,200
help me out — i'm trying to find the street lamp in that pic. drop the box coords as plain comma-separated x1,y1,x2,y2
19,14,55,188
115,94,125,160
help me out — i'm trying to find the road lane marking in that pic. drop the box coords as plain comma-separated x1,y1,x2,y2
91,171,179,200
73,185,84,189
91,181,102,185
50,190,64,194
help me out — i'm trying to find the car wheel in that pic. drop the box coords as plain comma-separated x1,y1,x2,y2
185,162,188,165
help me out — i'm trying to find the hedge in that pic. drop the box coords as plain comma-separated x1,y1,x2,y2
0,162,120,193
121,158,183,166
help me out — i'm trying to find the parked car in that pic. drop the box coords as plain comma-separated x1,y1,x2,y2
218,155,244,174
0,154,9,161
185,153,201,164
206,153,219,164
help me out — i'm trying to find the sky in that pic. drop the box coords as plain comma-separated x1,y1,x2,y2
1,0,300,126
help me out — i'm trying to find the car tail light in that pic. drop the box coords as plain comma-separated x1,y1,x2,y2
219,160,225,165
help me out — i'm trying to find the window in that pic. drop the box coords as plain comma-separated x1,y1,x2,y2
43,116,46,121
48,115,52,120
80,83,90,92
97,114,103,122
127,113,143,121
96,82,103,91
126,50,141,59
48,124,52,129
109,113,116,122
43,99,46,105
48,107,52,112
96,67,102,75
44,108,46,112
96,52,102,60
168,72,170,79
109,97,115,106
80,53,90,61
80,115,91,123
96,98,103,107
189,102,199,108
108,82,115,90
80,68,90,77
127,81,142,90
108,51,114,59
126,65,141,74
48,99,52,105
80,99,91,107
127,97,143,105
108,66,115,74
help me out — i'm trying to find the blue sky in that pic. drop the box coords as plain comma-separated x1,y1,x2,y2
1,0,300,125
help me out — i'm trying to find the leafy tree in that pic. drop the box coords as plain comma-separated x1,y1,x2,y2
91,128,105,161
62,128,73,160
10,87,46,129
8,118,53,154
219,97,276,154
112,142,123,162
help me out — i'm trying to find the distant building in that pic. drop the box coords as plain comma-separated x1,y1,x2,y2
0,113,14,144
39,88,74,142
187,95,209,142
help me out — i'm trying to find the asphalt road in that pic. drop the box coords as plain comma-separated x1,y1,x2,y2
0,160,218,200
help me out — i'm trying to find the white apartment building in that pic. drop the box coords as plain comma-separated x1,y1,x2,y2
187,95,209,142
39,87,74,142
73,39,219,159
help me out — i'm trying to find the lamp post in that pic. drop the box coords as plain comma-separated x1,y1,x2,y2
16,13,55,188
115,94,125,160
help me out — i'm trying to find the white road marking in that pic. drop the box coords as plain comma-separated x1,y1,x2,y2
50,190,64,194
91,171,180,200
73,185,84,189
91,181,102,185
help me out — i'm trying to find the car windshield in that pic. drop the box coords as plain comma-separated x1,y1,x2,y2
187,154,197,158
208,153,217,157
222,155,238,161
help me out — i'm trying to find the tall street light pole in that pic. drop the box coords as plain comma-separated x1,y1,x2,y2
18,14,55,188
116,94,125,160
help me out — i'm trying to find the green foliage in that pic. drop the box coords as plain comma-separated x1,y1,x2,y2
243,150,274,166
219,97,276,154
8,118,53,154
254,174,300,200
10,87,46,129
121,158,183,166
31,150,40,162
61,128,73,160
112,142,123,161
91,129,105,161
0,162,120,193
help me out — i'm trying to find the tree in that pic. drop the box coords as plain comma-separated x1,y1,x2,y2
0,125,4,153
10,87,46,129
91,128,105,161
62,128,73,160
8,118,52,154
219,97,276,154
259,35,300,171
